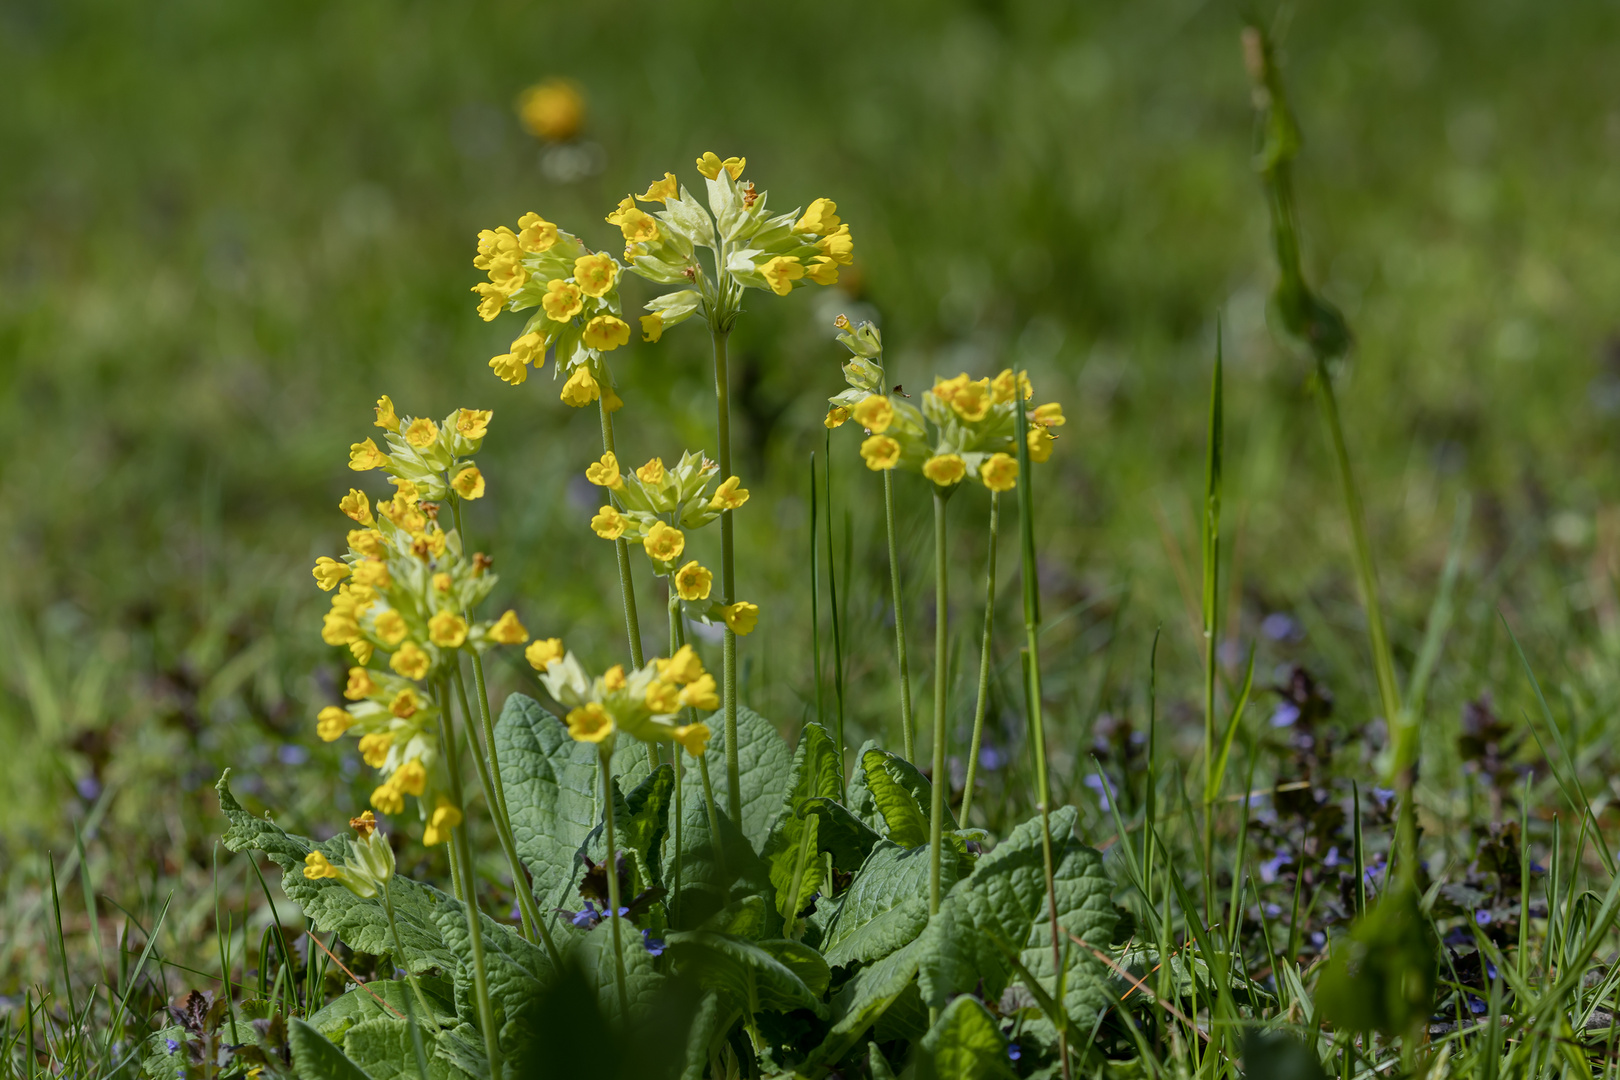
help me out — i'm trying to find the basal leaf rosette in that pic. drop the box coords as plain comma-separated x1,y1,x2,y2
580,448,760,636
825,318,1065,493
527,640,719,757
617,152,855,340
314,397,534,843
472,213,631,409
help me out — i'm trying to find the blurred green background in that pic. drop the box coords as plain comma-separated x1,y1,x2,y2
6,0,1620,983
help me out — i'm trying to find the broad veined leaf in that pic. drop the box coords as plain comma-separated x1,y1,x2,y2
821,841,943,970
859,747,953,847
915,806,1117,1030
570,918,669,1026
920,995,1014,1080
577,763,676,906
338,1018,474,1080
663,931,831,1019
846,740,886,833
288,1019,374,1080
307,980,454,1044
800,797,881,872
668,756,777,932
695,705,794,849
761,723,843,921
807,938,922,1067
431,885,556,1064
681,991,740,1080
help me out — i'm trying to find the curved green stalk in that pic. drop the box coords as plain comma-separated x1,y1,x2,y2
883,468,916,762
960,491,999,825
383,878,441,1037
599,746,632,1023
928,487,951,916
711,326,741,824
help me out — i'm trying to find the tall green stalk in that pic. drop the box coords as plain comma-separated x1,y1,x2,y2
825,431,847,784
598,746,632,1022
883,468,917,761
598,399,645,674
1199,330,1223,923
928,486,952,916
810,453,825,729
960,491,999,825
711,325,741,823
382,878,441,1036
1014,383,1071,1080
436,681,502,1080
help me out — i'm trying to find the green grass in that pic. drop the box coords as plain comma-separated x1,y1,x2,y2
8,0,1620,1076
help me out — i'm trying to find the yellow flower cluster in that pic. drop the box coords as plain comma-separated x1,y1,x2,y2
825,319,1063,491
581,449,759,633
316,397,532,841
301,811,401,897
530,642,718,755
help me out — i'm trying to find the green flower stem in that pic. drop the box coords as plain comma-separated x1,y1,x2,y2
960,491,999,826
928,486,952,917
1014,387,1071,1080
668,590,685,925
883,468,916,762
599,746,633,1022
452,666,559,966
711,325,741,824
599,398,645,671
824,431,847,790
383,878,441,1035
810,454,825,730
697,751,727,882
436,682,503,1080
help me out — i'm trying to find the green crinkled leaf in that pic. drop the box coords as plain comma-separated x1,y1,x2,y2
307,980,454,1043
217,773,454,974
821,841,941,970
289,1018,374,1080
573,918,668,1026
860,748,951,847
668,759,776,932
846,740,885,833
700,705,794,849
578,763,676,905
915,807,1117,1030
431,888,553,1063
681,991,740,1080
340,1017,475,1080
921,996,1014,1080
808,938,922,1067
664,931,831,1019
801,797,881,872
761,723,843,922
868,1042,898,1080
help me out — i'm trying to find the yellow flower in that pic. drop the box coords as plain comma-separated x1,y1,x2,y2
816,224,854,265
516,211,558,253
471,282,506,321
824,405,849,429
606,200,659,245
486,255,528,296
673,722,712,756
475,226,518,268
322,611,360,646
640,313,664,342
433,573,452,593
392,760,427,796
349,438,389,471
345,667,377,700
525,638,564,670
657,645,705,685
359,732,394,768
313,556,350,591
793,198,841,235
931,373,968,406
1028,426,1054,463
586,452,623,488
429,611,468,648
517,79,585,142
390,642,431,680
950,380,992,422
602,664,627,692
1033,402,1066,428
860,435,901,471
352,560,391,589
679,673,720,711
992,368,1033,403
674,560,713,601
591,505,627,540
603,387,624,412
566,702,615,743
560,366,600,407
422,794,462,846
351,640,375,665
834,313,852,330
636,457,665,485
695,152,745,180
583,314,630,351
455,408,492,440
490,354,531,389
340,489,374,525
489,610,529,644
980,452,1019,493
404,418,438,449
573,253,618,298
853,395,893,434
374,395,400,432
643,521,685,563
348,529,386,558
721,601,759,635
760,255,805,296
639,172,679,202
543,279,584,321
645,678,680,714
317,706,355,742
304,852,340,880
805,256,840,286
709,476,749,510
374,610,408,645
350,809,378,838
452,466,486,500
923,454,967,486
370,781,405,815
390,688,422,718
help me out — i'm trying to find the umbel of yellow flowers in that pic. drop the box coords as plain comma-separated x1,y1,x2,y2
302,811,411,895
824,317,1065,491
582,448,760,635
314,397,532,844
527,640,717,756
472,150,855,405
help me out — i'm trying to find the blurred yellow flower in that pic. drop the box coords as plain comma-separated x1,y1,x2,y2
517,211,559,253
560,366,600,407
304,852,340,880
1028,427,1055,463
392,760,427,796
853,395,893,434
657,645,704,685
640,313,664,342
860,435,901,471
345,667,376,700
526,637,564,670
721,601,759,635
1033,403,1065,428
817,224,854,265
340,489,373,525
489,610,529,644
517,79,585,142
992,368,1033,403
390,688,422,718
710,476,749,510
422,795,462,846
359,731,393,768
645,678,680,714
452,466,486,500
805,256,840,286
374,610,408,645
574,253,617,298
680,673,720,710
923,454,967,486
391,642,431,680
825,405,849,429
644,521,685,562
429,611,468,648
433,573,452,593
591,505,627,540
348,529,385,558
374,395,400,432
674,722,712,756
405,418,439,449
543,279,584,321
760,255,805,296
567,702,614,743
349,438,389,471
351,640,374,665
317,706,355,742
352,561,391,589
980,452,1019,492
583,314,630,351
370,782,404,815
674,560,713,601
313,557,350,591
950,380,992,422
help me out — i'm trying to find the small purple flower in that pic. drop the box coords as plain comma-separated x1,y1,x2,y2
166,1039,180,1054
1259,853,1292,884
642,930,665,957
569,901,601,929
1468,995,1487,1015
1082,773,1114,811
1487,961,1498,981
1007,1043,1022,1062
1261,613,1297,641
77,776,102,801
278,744,310,766
1322,846,1342,868
510,903,522,922
978,746,1004,771
1475,909,1492,926
1269,702,1300,728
